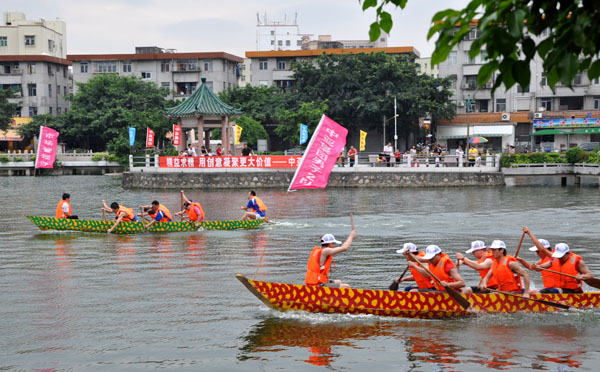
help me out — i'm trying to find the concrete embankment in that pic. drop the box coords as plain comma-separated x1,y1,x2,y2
122,169,505,189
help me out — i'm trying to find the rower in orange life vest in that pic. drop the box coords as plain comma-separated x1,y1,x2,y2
305,230,357,289
174,190,205,227
241,190,267,221
101,200,139,234
408,245,466,292
516,226,559,294
532,242,594,294
55,193,78,219
140,200,172,229
480,240,531,297
392,243,434,291
455,240,498,294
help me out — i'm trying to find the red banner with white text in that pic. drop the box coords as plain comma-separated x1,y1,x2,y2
146,128,155,148
159,155,302,169
172,124,181,146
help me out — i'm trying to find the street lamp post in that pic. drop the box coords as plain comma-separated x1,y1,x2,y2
394,98,398,151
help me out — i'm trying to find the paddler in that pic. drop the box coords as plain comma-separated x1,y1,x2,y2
408,245,466,292
455,240,497,294
516,226,557,293
56,193,77,219
532,243,594,294
241,190,267,220
392,243,434,291
174,190,205,227
481,240,531,297
102,200,138,234
305,231,357,288
140,200,172,229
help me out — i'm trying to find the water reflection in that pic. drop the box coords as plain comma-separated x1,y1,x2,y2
185,234,206,268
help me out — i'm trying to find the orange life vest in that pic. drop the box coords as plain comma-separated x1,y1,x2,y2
538,255,558,288
478,251,498,288
55,200,71,218
428,253,456,291
491,255,522,293
254,197,268,212
116,206,136,222
149,204,172,222
185,202,205,222
550,253,583,291
305,246,333,285
409,251,435,289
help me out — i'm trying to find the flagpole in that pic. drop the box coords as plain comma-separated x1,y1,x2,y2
287,115,325,192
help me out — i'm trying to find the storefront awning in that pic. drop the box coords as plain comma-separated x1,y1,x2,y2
437,125,514,139
0,129,23,141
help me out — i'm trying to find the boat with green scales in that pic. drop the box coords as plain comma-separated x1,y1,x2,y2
26,215,266,234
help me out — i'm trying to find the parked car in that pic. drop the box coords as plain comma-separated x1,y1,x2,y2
578,142,600,151
284,147,305,155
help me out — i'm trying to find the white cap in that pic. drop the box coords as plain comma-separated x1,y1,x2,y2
396,242,417,254
529,239,551,252
321,234,341,245
489,240,506,249
421,245,442,260
552,243,570,258
466,240,486,253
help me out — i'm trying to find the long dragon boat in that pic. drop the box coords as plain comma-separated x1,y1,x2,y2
236,274,600,319
27,215,265,234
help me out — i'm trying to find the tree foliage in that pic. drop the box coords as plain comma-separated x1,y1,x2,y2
361,0,600,91
0,89,18,131
275,101,328,144
234,115,269,147
219,85,287,124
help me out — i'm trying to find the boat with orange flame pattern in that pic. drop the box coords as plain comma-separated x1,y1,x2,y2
236,274,600,319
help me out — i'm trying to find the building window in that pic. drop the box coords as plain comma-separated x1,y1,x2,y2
123,63,132,73
270,30,274,35
277,61,286,70
0,36,7,46
278,40,282,46
48,84,52,97
205,81,213,91
464,51,477,64
496,98,506,112
80,62,88,73
49,107,53,114
259,80,269,86
448,51,457,65
259,59,268,70
57,107,62,114
517,85,530,93
573,72,582,85
541,98,552,111
541,73,547,86
286,40,291,46
57,84,60,95
593,96,600,110
64,86,67,96
297,40,302,46
27,63,36,74
96,62,117,73
29,106,38,116
161,61,170,72
204,60,213,71
48,65,52,75
469,28,478,40
25,35,35,46
48,39,55,51
161,82,170,89
241,75,246,82
141,72,152,79
27,84,37,97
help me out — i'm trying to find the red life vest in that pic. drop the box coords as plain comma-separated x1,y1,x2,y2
428,253,456,291
55,200,71,218
149,204,172,222
185,202,205,222
305,246,333,285
478,251,498,288
550,253,583,291
409,251,434,289
491,255,522,293
116,206,136,222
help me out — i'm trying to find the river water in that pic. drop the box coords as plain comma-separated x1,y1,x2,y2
1,176,600,371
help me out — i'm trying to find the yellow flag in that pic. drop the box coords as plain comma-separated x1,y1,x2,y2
359,130,367,151
235,125,243,145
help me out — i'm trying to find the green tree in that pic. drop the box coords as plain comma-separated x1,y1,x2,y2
0,89,18,131
17,114,65,144
362,0,600,90
289,53,454,142
234,115,269,147
275,101,328,144
219,85,287,124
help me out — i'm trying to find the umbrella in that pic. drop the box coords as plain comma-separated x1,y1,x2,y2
469,136,488,144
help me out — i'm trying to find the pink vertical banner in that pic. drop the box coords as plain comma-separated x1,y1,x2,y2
35,126,59,169
288,115,347,191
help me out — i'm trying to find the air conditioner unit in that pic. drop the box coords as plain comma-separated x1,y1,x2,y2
501,113,511,121
458,101,465,107
534,112,543,119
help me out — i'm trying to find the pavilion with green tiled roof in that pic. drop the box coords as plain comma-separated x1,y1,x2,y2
166,77,241,155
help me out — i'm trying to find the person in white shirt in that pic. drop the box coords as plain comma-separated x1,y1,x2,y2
383,142,393,167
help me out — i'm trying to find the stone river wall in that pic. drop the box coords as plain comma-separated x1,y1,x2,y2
122,171,505,189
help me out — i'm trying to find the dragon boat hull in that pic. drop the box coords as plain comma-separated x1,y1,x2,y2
236,274,600,319
27,215,265,234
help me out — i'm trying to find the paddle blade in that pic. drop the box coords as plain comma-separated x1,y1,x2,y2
446,286,472,310
389,281,399,291
584,277,600,290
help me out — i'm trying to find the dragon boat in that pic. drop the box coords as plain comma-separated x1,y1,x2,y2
236,274,600,319
27,215,266,234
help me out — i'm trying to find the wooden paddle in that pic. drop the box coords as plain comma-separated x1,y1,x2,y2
350,213,355,230
486,288,572,310
179,193,184,222
406,252,472,310
514,231,526,258
389,266,409,291
539,268,600,290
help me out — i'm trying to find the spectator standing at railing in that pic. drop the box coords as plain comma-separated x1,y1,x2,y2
383,142,393,167
410,145,418,167
456,146,464,167
216,143,223,156
468,146,478,167
347,146,357,167
394,148,402,166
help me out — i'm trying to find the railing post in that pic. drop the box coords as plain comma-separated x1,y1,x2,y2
458,155,464,168
154,154,159,169
129,155,133,170
145,154,150,167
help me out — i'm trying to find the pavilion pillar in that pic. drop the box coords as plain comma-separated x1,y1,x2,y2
221,116,230,155
204,130,211,151
196,116,204,153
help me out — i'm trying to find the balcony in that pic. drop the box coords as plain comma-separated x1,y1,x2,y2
0,69,23,76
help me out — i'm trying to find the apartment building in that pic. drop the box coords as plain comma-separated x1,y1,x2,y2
437,25,600,152
0,12,71,117
415,57,439,78
68,46,243,98
246,46,420,90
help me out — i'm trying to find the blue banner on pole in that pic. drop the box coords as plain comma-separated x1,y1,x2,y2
128,127,136,146
299,123,308,145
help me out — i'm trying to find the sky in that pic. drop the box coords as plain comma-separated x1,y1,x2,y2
2,0,471,58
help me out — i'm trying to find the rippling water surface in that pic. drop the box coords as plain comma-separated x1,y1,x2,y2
1,176,600,371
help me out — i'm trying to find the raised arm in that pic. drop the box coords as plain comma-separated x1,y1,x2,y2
101,200,112,213
523,226,552,258
181,190,191,204
320,230,357,265
456,253,492,271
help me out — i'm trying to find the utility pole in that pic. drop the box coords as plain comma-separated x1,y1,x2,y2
464,94,473,166
394,98,398,151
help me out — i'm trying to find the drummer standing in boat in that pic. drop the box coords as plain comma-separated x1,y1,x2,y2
241,190,267,220
305,231,357,288
56,193,77,219
139,200,173,229
102,200,139,233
